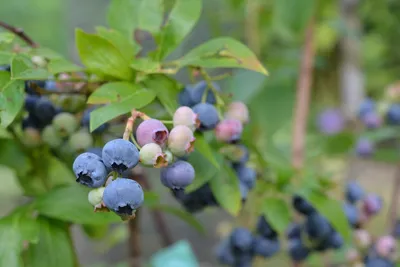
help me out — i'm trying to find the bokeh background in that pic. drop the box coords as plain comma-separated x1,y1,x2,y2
1,0,399,266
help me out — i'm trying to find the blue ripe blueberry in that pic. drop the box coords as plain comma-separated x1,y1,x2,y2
286,223,302,239
34,97,56,125
317,108,345,135
102,139,139,173
24,95,40,113
392,219,400,238
0,65,10,72
215,238,235,265
256,215,277,239
86,147,103,158
235,164,256,189
292,195,316,215
136,119,169,147
187,80,220,106
343,202,360,228
362,111,381,129
355,137,374,157
327,231,344,249
386,104,400,125
81,106,109,133
234,253,253,267
365,257,395,267
22,114,43,130
305,213,331,240
288,238,310,262
215,119,243,142
160,160,195,189
178,87,193,107
103,178,144,216
346,180,364,204
230,227,254,253
359,98,376,118
44,80,58,91
73,152,108,188
239,182,249,202
192,103,220,131
362,194,383,217
252,236,280,257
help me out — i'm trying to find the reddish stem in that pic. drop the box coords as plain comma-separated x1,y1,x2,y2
0,21,38,48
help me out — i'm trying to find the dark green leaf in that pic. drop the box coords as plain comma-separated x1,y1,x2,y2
142,74,179,116
0,79,25,127
88,82,140,104
194,134,219,169
180,37,268,75
47,59,83,74
210,163,241,216
372,148,400,163
75,29,133,80
96,26,138,59
35,185,121,225
155,0,202,60
322,132,356,155
12,68,52,80
25,217,75,267
90,89,156,132
186,151,218,193
0,51,13,65
0,70,10,87
0,138,31,176
150,204,205,233
262,197,291,235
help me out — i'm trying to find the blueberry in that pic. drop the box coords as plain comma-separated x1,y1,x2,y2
173,106,199,131
392,219,400,239
33,97,56,125
86,147,103,158
346,180,364,204
235,164,256,189
0,65,10,72
365,257,395,267
363,194,383,216
256,215,277,239
215,238,235,265
103,178,144,216
136,119,169,147
88,187,105,206
24,95,40,113
286,223,302,239
239,182,249,202
317,108,345,135
230,227,254,253
192,103,220,131
72,152,108,188
53,112,78,137
305,213,331,240
292,195,316,215
69,130,94,153
233,253,253,267
174,183,217,213
167,125,196,157
327,231,343,249
81,106,109,133
215,119,243,142
102,139,139,173
386,104,400,125
139,143,168,168
355,137,374,157
22,114,42,130
160,160,195,189
44,80,58,91
375,235,397,258
288,238,310,262
221,144,249,164
186,80,220,106
225,101,249,125
252,236,280,257
343,202,360,228
359,98,376,118
362,111,381,129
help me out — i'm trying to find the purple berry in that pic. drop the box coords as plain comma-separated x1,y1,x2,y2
136,119,169,147
362,111,382,129
160,160,195,189
102,139,139,173
192,103,220,131
288,239,310,262
139,143,167,168
355,138,374,157
359,98,376,118
362,194,382,216
103,178,144,216
215,238,235,265
225,101,249,125
252,236,280,257
346,180,364,204
73,152,108,188
375,235,397,258
230,227,254,253
215,119,243,142
173,106,199,131
317,108,345,135
167,125,196,157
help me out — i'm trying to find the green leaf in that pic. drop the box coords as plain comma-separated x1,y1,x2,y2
0,32,15,44
0,70,11,87
143,191,160,206
90,89,156,132
194,134,219,169
75,29,133,80
155,0,202,60
143,74,179,116
186,151,218,193
88,82,140,104
30,48,63,60
180,37,268,75
0,138,31,176
0,79,25,127
25,217,75,267
12,68,52,80
321,132,356,155
10,54,34,78
261,197,291,235
0,51,13,65
35,185,121,225
302,190,351,242
363,126,399,142
135,0,164,35
47,155,75,187
150,205,204,234
131,58,162,73
47,58,83,74
210,163,242,216
224,69,266,103
372,148,400,163
96,26,138,60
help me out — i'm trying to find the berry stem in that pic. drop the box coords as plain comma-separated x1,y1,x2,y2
0,21,38,48
123,111,137,141
209,72,232,81
130,133,141,150
159,120,173,124
198,68,225,106
387,164,400,233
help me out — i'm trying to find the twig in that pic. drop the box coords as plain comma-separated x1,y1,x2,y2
387,164,400,233
128,208,142,267
291,18,316,170
0,21,38,48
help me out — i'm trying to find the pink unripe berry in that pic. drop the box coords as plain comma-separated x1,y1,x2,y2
353,229,371,249
136,119,169,147
215,119,243,142
346,248,360,263
225,102,249,124
173,106,200,131
375,235,397,258
167,125,195,157
139,143,168,168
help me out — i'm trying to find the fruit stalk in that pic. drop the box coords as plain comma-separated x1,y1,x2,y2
387,164,400,233
128,208,142,267
0,20,38,48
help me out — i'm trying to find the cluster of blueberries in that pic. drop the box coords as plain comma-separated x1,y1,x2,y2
216,216,280,267
172,81,256,212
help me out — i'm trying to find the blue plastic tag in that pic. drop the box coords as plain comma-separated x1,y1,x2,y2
150,240,199,267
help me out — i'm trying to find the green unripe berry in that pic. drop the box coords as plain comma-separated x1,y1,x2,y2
55,94,86,113
139,143,167,168
68,130,93,153
22,128,42,147
88,187,105,206
53,112,78,138
42,125,63,148
164,149,174,164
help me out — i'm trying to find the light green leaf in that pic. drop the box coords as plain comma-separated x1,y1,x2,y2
30,48,63,59
142,74,179,116
88,82,140,104
194,134,219,169
47,58,83,74
180,37,268,75
186,151,218,193
0,51,13,65
13,68,52,80
155,0,202,60
210,164,241,216
262,197,291,235
136,0,164,35
90,89,156,132
150,204,204,234
0,70,11,87
0,32,15,44
10,54,34,78
35,185,121,225
0,79,25,127
224,69,266,103
131,58,162,73
25,217,75,267
0,138,31,176
75,29,133,80
47,155,75,187
96,26,138,60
